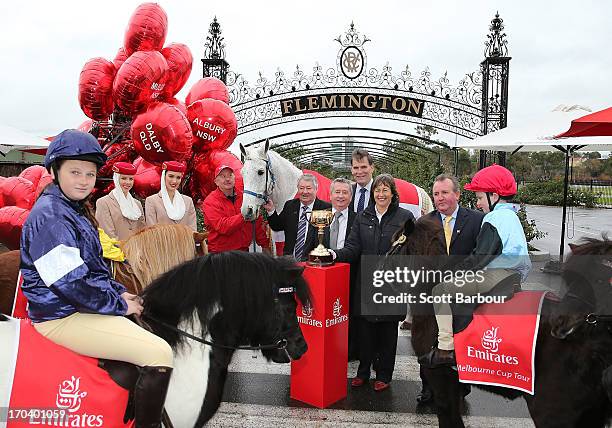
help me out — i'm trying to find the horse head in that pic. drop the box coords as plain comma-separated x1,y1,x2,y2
141,251,310,361
550,236,612,339
260,261,310,361
240,140,272,221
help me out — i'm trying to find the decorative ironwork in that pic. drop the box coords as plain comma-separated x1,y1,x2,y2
480,12,511,167
485,12,508,58
226,23,485,139
202,17,229,83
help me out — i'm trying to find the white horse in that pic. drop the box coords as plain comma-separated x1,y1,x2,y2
239,140,433,221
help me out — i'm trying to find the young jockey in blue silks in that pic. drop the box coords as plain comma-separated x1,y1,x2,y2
20,129,173,428
423,164,532,367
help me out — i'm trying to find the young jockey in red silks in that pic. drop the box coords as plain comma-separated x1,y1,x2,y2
20,129,173,428
422,164,532,367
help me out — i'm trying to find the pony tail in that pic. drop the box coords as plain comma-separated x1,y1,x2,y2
82,196,99,229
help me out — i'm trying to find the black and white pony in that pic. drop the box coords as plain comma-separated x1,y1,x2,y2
142,251,310,427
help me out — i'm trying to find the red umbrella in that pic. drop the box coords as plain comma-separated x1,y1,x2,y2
556,107,612,137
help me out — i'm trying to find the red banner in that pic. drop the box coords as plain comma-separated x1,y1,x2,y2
454,291,548,395
7,320,132,427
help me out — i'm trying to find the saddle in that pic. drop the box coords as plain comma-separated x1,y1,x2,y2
451,269,521,334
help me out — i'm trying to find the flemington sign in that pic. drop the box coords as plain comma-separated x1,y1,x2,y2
280,93,425,118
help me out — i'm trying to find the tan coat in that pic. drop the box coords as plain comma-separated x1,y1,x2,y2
95,192,146,241
144,192,197,231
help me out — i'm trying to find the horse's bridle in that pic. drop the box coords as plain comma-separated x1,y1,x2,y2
553,278,612,339
141,285,297,352
243,155,276,205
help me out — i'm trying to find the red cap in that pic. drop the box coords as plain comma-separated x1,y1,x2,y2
112,162,137,175
464,164,517,196
162,161,186,173
214,165,234,178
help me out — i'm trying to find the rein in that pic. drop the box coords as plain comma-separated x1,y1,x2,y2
554,291,612,339
140,285,296,352
141,314,288,351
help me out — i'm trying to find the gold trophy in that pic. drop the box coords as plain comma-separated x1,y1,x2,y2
307,210,335,266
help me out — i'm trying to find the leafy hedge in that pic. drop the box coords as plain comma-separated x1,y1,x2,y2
517,179,599,208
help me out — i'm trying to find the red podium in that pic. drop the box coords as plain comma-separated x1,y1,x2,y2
290,263,350,408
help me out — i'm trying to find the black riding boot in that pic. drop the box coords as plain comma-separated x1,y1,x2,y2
134,366,173,428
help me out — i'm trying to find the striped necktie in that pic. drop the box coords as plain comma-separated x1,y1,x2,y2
294,205,309,261
357,187,367,213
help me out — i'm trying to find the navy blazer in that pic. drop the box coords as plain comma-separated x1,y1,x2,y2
423,206,485,256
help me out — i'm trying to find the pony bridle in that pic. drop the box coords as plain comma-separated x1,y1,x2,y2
243,155,276,205
554,276,612,339
142,285,297,352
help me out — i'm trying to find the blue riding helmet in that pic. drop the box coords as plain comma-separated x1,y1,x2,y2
44,129,107,171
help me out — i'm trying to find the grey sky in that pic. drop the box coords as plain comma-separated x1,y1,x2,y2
1,0,610,147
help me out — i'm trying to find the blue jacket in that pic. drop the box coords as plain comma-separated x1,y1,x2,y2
20,184,128,322
482,203,532,281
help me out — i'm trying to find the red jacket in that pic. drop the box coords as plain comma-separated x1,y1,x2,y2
203,188,270,253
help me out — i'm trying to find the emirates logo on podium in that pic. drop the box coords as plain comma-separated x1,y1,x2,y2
333,298,342,318
302,302,313,318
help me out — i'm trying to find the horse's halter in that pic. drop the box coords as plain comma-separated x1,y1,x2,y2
243,155,276,205
553,263,612,338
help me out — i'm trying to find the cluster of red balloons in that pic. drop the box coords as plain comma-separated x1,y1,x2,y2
77,2,241,202
0,166,52,249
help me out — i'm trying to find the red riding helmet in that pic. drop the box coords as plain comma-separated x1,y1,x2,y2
464,164,517,196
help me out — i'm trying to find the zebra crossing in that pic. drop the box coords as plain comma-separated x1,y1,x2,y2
209,328,536,427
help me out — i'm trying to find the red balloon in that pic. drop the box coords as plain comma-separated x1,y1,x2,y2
77,119,94,133
161,43,193,99
113,47,129,71
98,143,137,177
166,97,187,116
131,102,193,164
113,50,168,115
79,58,116,121
185,77,229,105
186,99,238,152
19,166,52,198
123,3,168,56
0,206,29,250
0,177,35,209
132,157,162,198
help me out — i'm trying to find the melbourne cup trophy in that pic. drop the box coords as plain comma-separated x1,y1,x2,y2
307,210,335,266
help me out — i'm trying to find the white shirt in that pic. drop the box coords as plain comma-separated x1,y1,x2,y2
353,179,373,212
438,205,459,233
331,207,349,249
375,206,387,222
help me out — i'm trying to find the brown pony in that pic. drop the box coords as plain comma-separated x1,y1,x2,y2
0,224,208,314
385,218,612,428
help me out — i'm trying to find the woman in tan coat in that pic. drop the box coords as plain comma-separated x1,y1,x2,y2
95,162,145,241
145,160,197,231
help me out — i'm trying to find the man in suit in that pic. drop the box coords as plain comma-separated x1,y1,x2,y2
416,173,484,403
326,178,359,360
264,174,331,261
349,148,375,214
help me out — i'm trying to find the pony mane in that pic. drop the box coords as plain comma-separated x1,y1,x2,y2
142,251,310,349
563,234,612,284
121,224,196,289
